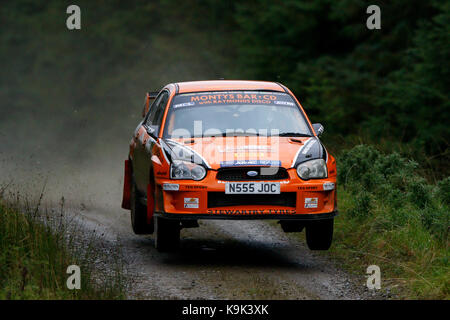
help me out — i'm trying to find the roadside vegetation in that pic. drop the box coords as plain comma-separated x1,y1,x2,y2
0,190,126,299
233,0,449,177
330,145,449,299
1,0,448,300
2,1,447,177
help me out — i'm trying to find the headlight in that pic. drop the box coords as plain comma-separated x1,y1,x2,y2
296,159,327,180
170,160,207,180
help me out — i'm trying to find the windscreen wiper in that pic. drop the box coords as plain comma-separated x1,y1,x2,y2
189,133,225,138
275,132,312,137
228,132,263,137
190,132,264,138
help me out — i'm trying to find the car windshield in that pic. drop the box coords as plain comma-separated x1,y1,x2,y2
163,91,312,138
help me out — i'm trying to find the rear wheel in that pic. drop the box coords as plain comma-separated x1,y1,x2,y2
305,218,334,250
130,183,153,234
154,216,180,252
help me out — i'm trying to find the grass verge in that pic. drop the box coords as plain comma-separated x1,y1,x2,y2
328,145,449,299
0,191,126,299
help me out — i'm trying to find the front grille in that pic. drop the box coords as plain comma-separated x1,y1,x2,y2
216,167,289,181
208,192,296,208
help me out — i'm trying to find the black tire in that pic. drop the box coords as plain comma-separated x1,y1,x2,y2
130,183,153,234
305,218,334,250
154,216,180,252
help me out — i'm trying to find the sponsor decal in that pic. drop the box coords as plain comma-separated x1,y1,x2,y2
174,102,195,108
304,197,318,208
171,91,297,108
298,186,319,191
207,209,296,215
193,93,276,105
323,182,335,191
273,100,295,106
291,137,313,167
302,139,316,154
184,185,207,190
291,137,324,167
163,183,179,191
218,145,273,153
184,198,199,208
220,160,281,167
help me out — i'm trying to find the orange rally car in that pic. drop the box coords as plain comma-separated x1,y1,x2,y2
122,80,337,251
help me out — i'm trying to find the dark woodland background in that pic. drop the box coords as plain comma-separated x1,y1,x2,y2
0,0,449,299
0,0,448,176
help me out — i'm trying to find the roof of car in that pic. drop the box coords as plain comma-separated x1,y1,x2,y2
174,80,286,94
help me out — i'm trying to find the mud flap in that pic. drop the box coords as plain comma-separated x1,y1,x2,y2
147,183,155,224
121,160,131,209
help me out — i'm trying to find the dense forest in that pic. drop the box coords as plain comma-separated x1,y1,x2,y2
0,0,448,299
233,0,449,178
1,0,448,177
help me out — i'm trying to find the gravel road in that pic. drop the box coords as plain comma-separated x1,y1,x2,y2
1,155,387,300
73,204,385,300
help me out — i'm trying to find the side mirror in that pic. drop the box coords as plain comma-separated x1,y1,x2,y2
312,123,324,136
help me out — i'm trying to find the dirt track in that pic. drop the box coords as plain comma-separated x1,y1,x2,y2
0,153,386,300
73,204,385,300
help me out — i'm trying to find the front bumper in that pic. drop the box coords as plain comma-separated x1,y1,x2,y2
155,210,338,221
155,168,337,219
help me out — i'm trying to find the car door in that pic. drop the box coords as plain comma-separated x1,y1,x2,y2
133,90,169,195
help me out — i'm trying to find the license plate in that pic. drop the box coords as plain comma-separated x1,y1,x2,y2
225,182,280,194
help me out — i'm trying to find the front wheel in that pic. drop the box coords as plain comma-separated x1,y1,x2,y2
305,218,334,250
154,216,180,252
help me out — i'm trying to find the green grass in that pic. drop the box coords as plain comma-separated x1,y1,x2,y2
327,145,449,299
330,187,449,299
0,194,126,299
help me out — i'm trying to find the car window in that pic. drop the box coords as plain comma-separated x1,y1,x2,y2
163,91,312,138
153,92,169,126
146,91,169,126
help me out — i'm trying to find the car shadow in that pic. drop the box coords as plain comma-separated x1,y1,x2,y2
133,235,319,271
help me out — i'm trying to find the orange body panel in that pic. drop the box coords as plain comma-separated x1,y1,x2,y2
124,80,337,219
154,154,337,217
167,136,316,170
177,80,285,94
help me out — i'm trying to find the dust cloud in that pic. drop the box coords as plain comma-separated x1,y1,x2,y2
0,33,229,212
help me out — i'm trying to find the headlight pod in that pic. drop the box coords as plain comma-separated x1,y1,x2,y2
170,160,207,180
296,159,327,180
